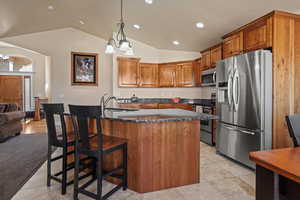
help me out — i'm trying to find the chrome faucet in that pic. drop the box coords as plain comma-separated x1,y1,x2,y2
100,94,118,115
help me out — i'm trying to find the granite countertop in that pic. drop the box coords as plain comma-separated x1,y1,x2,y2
102,108,218,123
117,98,215,107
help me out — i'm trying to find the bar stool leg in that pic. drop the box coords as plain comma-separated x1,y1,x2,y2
123,144,128,191
62,147,67,194
47,143,51,187
73,149,80,200
96,158,103,200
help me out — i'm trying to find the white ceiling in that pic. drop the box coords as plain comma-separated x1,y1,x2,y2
0,0,300,51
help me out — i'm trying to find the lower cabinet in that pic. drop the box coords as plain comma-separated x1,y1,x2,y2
119,103,194,111
119,103,158,109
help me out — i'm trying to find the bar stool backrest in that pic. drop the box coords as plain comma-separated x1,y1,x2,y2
286,114,300,147
43,103,67,147
68,105,102,151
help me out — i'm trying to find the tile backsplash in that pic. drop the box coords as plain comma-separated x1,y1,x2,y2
115,87,216,99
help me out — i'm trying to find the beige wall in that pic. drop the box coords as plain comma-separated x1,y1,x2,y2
1,28,113,107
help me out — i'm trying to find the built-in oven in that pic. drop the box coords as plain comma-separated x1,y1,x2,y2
201,68,216,87
196,105,214,146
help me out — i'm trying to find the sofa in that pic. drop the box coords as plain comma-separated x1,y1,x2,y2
0,103,25,142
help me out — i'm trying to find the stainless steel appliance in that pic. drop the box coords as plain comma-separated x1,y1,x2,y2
198,106,214,145
216,50,272,169
201,68,216,87
197,93,216,146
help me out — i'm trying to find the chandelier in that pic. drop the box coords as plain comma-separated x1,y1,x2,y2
105,0,134,55
0,54,9,60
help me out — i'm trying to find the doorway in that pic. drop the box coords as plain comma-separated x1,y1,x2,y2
0,75,32,111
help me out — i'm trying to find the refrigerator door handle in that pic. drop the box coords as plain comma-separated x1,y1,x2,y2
222,123,257,135
239,129,256,135
232,70,239,111
222,124,237,131
227,71,233,106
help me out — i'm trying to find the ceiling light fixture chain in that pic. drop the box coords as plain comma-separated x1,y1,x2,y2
105,0,133,55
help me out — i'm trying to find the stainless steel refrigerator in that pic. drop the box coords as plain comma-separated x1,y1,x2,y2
216,50,272,169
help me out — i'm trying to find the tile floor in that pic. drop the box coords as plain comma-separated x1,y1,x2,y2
12,142,255,200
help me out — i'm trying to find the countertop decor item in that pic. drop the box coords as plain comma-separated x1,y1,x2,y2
172,97,181,103
71,52,98,86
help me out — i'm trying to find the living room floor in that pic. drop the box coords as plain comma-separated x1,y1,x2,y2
22,119,47,134
15,121,255,200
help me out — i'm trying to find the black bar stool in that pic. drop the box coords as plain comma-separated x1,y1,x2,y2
286,114,300,147
69,105,128,200
43,103,93,195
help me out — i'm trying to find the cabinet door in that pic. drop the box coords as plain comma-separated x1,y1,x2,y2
119,104,158,109
118,57,140,87
210,45,222,67
139,63,158,87
243,17,273,52
193,61,202,87
201,50,211,68
223,32,243,58
158,64,176,87
176,62,194,87
158,104,194,111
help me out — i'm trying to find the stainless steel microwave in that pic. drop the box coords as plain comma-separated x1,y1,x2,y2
201,68,216,87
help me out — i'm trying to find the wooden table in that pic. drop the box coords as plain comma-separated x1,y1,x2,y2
250,147,300,200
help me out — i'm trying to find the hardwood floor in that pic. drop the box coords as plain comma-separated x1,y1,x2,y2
22,119,47,134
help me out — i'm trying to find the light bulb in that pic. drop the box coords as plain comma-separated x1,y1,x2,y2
145,0,153,4
125,48,134,56
105,44,115,54
119,40,130,52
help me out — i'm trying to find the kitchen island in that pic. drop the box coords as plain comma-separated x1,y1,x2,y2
99,108,217,193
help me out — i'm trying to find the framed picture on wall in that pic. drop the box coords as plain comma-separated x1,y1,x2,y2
71,52,98,86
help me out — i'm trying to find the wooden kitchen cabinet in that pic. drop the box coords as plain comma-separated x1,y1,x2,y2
158,64,177,87
139,63,158,87
210,44,222,67
201,50,211,69
119,103,158,109
193,59,202,87
118,57,140,87
243,17,273,52
222,32,243,58
176,62,194,87
158,104,194,111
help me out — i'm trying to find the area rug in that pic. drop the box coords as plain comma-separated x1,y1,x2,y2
0,134,48,200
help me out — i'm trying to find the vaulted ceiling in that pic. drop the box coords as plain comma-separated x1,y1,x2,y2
0,0,300,51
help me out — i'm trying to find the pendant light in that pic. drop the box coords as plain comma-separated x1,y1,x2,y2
105,0,133,55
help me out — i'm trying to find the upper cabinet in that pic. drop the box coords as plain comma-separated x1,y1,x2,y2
222,32,243,58
222,15,273,58
210,44,222,67
176,62,194,87
243,17,273,52
139,63,158,87
200,50,211,70
118,57,140,87
193,58,202,87
158,64,177,87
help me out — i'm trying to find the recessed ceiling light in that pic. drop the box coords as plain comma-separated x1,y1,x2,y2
173,40,180,45
145,0,153,4
79,20,85,25
47,5,54,10
133,24,141,29
196,22,204,29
